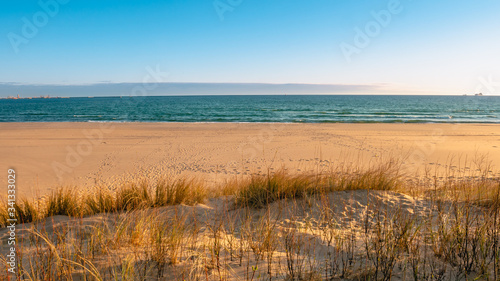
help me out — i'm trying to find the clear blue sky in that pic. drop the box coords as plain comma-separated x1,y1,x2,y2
1,0,500,95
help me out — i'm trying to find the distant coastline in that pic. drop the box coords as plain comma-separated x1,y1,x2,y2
0,95,69,100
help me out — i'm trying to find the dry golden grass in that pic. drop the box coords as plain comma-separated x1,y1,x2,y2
0,158,499,280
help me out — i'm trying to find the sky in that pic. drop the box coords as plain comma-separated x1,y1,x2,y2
1,0,500,96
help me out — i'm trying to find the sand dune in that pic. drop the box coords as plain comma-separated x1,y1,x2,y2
1,188,494,280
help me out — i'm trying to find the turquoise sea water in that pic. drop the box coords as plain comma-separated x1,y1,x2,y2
0,95,499,123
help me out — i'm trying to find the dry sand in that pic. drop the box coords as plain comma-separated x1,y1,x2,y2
1,122,500,280
1,122,499,198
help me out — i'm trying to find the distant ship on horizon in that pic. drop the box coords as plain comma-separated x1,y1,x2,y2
463,92,486,96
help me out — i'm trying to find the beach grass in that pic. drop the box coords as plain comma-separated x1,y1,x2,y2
1,158,499,280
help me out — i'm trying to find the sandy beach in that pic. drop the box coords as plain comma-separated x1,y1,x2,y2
1,122,499,198
3,1,500,278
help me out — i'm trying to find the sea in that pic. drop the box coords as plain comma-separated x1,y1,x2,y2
0,95,499,123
